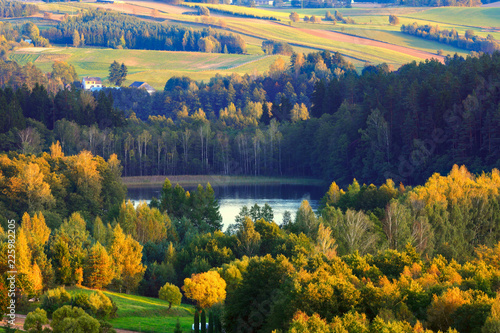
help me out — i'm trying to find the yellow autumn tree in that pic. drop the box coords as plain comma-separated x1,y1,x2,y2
182,271,226,309
108,224,146,293
427,287,470,331
84,242,114,289
22,212,50,251
50,141,64,158
17,162,54,212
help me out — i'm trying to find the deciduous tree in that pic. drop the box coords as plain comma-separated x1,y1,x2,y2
159,282,182,310
183,271,226,309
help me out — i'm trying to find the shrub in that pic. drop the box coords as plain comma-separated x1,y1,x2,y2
40,287,71,317
72,291,117,319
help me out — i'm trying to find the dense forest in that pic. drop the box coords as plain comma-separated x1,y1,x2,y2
41,9,246,53
401,23,500,54
2,51,500,187
1,22,500,329
2,147,500,332
0,0,38,18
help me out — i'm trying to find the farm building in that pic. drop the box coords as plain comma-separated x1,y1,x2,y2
129,81,156,95
82,77,103,91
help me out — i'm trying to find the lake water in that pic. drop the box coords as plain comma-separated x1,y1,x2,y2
127,184,327,229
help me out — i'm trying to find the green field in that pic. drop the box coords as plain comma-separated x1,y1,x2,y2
226,19,425,65
8,3,500,81
9,48,285,88
404,7,500,28
68,287,195,333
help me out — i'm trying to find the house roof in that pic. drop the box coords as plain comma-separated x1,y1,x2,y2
129,81,155,91
83,77,102,83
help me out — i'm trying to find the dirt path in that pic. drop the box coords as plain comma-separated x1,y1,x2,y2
1,314,140,333
297,27,445,63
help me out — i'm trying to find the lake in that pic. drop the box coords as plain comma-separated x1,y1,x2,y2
127,184,327,229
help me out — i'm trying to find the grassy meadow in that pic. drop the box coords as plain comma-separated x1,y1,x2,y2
9,47,283,88
68,287,195,333
4,2,499,83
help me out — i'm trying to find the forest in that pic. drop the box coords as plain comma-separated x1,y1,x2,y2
0,0,38,18
401,23,500,54
2,145,500,332
2,51,500,187
41,9,246,54
0,8,500,328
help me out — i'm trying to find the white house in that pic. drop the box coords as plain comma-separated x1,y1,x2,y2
82,77,103,90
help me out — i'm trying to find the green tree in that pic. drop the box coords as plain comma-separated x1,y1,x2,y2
24,308,50,333
201,309,207,333
108,61,127,86
51,61,78,84
236,217,261,256
72,29,80,47
389,15,399,25
159,282,182,310
92,216,107,246
118,63,128,86
203,183,222,232
194,310,200,333
51,305,100,333
174,318,183,333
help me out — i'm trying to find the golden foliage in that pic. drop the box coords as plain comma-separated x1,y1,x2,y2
427,287,470,331
50,141,64,159
108,224,146,293
183,270,226,309
22,212,51,249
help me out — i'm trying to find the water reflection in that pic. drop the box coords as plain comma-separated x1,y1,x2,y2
127,184,326,229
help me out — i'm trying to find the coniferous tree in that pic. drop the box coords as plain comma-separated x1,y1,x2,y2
194,310,200,333
108,61,121,86
117,63,128,86
201,309,207,333
174,318,182,333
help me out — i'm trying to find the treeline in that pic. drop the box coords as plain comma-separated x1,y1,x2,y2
41,9,246,53
401,22,500,54
5,51,500,187
355,0,481,6
187,4,280,21
0,51,356,178
290,0,352,8
0,76,123,136
0,0,38,18
261,39,293,55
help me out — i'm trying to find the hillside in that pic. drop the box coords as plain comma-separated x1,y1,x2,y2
4,2,495,82
69,287,195,333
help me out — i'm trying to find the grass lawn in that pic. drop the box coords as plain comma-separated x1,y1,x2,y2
68,287,195,333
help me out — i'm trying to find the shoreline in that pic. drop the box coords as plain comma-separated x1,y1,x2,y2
122,175,326,188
